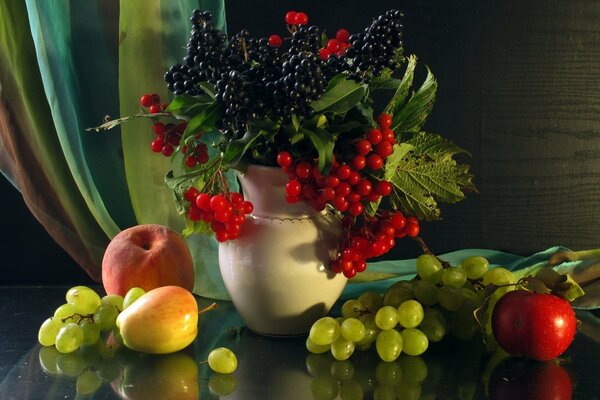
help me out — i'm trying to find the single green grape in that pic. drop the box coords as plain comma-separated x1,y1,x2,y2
93,304,119,331
461,256,489,279
419,308,446,343
415,254,443,283
441,267,467,288
339,380,364,400
399,356,428,383
375,361,402,386
331,337,355,361
411,280,439,306
397,300,424,329
38,317,64,347
341,299,368,318
123,287,146,309
357,313,380,345
38,346,61,375
375,306,399,330
437,285,464,312
400,328,429,356
330,360,355,381
375,330,403,362
482,267,515,286
341,318,366,342
305,353,333,378
208,347,237,374
80,320,101,346
383,286,414,308
76,369,102,395
310,376,339,400
358,291,383,312
209,373,238,396
66,286,101,314
310,317,341,345
55,323,84,354
56,352,86,377
101,294,124,311
54,303,81,324
306,337,331,354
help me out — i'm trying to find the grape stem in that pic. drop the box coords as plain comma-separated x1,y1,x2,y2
413,235,451,268
198,302,218,314
61,313,94,324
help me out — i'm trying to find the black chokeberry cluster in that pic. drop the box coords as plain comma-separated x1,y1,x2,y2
163,9,404,146
346,9,404,79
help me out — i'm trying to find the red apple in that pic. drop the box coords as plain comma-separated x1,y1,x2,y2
102,224,194,296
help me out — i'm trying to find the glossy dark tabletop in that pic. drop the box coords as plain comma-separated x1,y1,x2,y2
1,286,600,400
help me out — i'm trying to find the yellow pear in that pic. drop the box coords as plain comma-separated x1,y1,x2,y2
116,286,198,354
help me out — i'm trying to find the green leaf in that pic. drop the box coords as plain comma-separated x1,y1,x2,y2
182,219,212,238
303,127,335,175
383,54,417,116
291,114,301,132
370,76,402,90
311,78,367,114
387,151,475,221
222,129,267,166
403,131,470,157
166,94,214,119
391,65,437,133
164,169,202,215
197,82,216,99
183,102,220,137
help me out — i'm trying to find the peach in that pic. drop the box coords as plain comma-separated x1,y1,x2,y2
102,224,194,296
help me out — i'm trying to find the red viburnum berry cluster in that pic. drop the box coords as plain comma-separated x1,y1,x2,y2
184,188,254,242
149,121,187,157
333,212,420,278
268,10,310,48
320,28,351,60
181,136,209,168
277,113,420,278
139,93,168,114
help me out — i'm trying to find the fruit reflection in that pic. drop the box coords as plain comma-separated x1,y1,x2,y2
488,357,573,400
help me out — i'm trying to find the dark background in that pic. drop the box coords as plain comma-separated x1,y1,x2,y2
3,0,600,284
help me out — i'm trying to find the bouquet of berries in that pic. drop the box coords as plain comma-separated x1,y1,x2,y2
92,9,476,278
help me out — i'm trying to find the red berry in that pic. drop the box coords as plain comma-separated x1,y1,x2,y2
296,161,312,179
333,195,349,212
367,128,382,145
195,193,211,211
215,231,229,242
149,103,161,114
355,139,372,155
326,39,341,53
210,195,228,212
242,201,254,214
335,29,350,43
214,209,231,223
335,182,351,197
161,144,174,156
390,213,406,230
150,138,164,153
185,156,197,168
184,187,200,202
319,48,331,61
376,180,393,196
152,122,165,135
405,219,420,237
230,192,244,205
322,187,335,201
336,164,352,180
366,154,384,170
343,268,357,278
347,171,361,186
139,94,155,108
352,155,366,171
356,179,372,196
381,128,395,143
187,205,202,221
378,113,393,129
376,141,394,158
348,202,364,216
285,11,297,24
355,260,367,273
347,191,361,204
277,151,293,168
294,12,308,25
268,34,282,47
286,180,302,197
325,175,340,188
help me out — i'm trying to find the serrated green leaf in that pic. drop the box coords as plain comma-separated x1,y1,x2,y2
391,65,437,132
383,54,417,116
182,219,213,238
387,152,475,221
403,131,470,157
303,127,335,175
383,143,415,181
311,78,367,114
222,129,267,166
166,94,214,119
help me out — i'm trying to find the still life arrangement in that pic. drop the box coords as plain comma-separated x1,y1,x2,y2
33,7,587,398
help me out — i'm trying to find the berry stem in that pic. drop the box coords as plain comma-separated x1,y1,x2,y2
198,302,218,314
